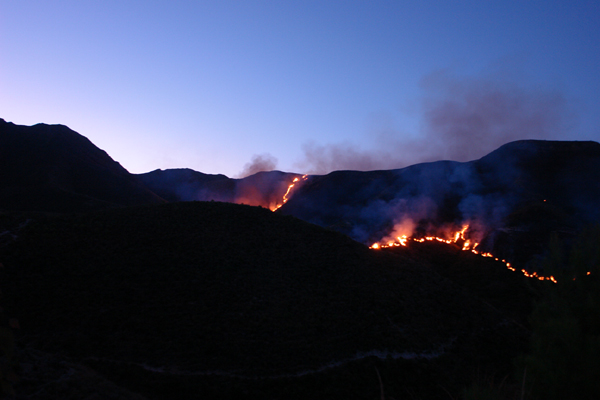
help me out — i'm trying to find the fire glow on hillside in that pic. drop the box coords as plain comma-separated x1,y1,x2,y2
271,175,308,211
268,175,590,285
370,225,559,284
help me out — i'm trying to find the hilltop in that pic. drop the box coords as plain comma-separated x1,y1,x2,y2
0,118,164,213
2,118,600,271
137,168,302,209
1,118,597,398
278,140,600,267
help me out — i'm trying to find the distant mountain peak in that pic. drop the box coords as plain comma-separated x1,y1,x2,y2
0,119,164,212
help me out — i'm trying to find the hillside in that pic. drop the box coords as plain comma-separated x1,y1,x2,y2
2,118,598,271
278,140,600,267
1,119,596,397
135,138,600,269
0,201,536,399
137,168,302,210
0,119,164,213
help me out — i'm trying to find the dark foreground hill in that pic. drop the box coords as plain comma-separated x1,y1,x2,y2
0,119,164,213
0,201,537,399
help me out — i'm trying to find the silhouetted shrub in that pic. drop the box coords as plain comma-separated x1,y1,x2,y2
520,226,600,400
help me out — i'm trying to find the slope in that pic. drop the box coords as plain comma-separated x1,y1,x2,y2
137,168,302,210
0,119,164,213
279,140,600,266
0,201,535,399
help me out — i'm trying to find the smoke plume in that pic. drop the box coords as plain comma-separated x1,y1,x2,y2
419,71,569,161
295,71,572,174
238,153,278,178
297,141,399,174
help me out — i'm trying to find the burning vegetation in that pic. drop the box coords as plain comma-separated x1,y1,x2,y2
370,224,560,283
270,175,308,211
271,172,584,285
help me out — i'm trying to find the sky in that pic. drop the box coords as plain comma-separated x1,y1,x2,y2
1,1,599,177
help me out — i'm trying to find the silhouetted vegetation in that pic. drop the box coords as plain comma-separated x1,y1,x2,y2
518,227,600,400
0,309,18,397
0,202,540,399
3,120,599,398
456,227,600,400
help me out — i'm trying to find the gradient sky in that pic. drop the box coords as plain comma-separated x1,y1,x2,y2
2,1,599,177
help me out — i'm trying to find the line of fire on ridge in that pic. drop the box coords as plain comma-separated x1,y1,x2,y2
370,225,560,284
271,175,308,211
270,179,589,284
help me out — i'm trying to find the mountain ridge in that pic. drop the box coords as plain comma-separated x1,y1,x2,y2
2,118,600,267
137,168,303,210
0,118,165,213
277,139,600,267
1,118,598,398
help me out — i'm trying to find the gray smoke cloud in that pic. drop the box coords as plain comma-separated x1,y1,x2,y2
419,71,570,161
237,153,278,178
295,70,573,174
297,141,398,174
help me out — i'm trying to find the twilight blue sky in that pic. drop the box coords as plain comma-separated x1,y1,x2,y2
2,1,599,177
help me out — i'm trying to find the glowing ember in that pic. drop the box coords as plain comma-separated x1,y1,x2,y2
370,224,559,283
271,175,308,211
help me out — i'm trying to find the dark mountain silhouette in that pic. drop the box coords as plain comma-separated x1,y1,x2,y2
0,201,534,399
0,118,164,213
134,137,600,268
137,168,301,210
1,119,598,397
2,117,599,268
137,168,235,202
278,140,600,267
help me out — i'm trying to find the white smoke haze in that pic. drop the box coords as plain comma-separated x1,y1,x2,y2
420,71,570,161
294,70,573,175
381,218,417,244
237,153,278,178
379,217,490,248
297,141,401,173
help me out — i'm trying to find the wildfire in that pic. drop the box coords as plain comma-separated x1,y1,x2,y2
271,175,308,211
370,224,559,283
454,224,468,242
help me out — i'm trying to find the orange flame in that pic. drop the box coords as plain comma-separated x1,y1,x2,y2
454,224,469,242
370,224,560,283
398,235,408,246
271,175,308,211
